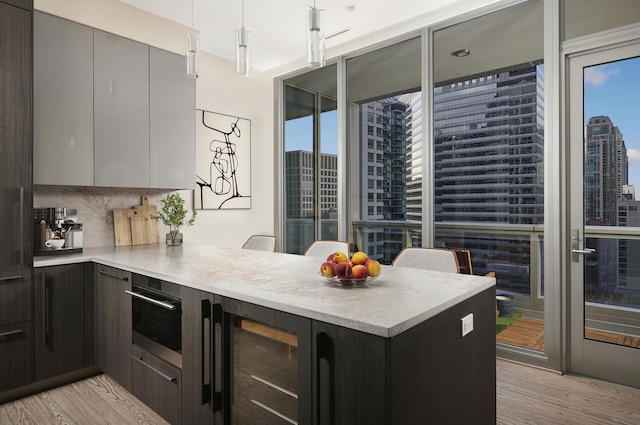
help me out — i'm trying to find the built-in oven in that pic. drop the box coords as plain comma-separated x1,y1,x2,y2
126,274,182,369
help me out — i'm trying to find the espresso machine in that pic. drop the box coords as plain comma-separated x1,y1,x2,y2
33,207,83,256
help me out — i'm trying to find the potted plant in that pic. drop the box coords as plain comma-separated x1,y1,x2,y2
151,193,197,246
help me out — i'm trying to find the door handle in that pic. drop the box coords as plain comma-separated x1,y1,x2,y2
201,299,212,406
571,248,596,254
571,229,596,262
212,303,223,413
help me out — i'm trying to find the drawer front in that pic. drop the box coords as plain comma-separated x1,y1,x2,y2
0,321,33,393
132,344,181,425
0,274,31,325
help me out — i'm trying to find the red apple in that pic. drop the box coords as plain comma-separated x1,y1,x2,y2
334,261,352,278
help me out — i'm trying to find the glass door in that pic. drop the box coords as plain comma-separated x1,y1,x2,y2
568,44,640,388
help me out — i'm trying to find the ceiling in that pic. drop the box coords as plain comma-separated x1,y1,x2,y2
120,0,466,72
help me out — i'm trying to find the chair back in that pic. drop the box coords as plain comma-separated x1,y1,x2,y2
454,250,473,275
242,235,276,252
391,247,460,273
304,240,349,259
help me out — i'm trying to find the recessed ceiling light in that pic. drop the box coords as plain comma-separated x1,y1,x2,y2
451,48,471,58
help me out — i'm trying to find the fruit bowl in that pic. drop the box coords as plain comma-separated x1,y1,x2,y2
319,273,378,286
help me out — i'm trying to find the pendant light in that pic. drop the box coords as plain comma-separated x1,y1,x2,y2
186,0,199,78
307,0,325,68
236,0,250,75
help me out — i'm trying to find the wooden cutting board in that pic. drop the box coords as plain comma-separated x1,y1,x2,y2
112,196,159,246
128,195,159,245
113,209,133,246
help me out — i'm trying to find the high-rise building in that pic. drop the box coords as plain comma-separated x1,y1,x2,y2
585,115,628,226
358,98,409,262
285,150,338,254
433,66,545,225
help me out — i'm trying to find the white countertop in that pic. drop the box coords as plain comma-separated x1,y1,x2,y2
35,244,495,338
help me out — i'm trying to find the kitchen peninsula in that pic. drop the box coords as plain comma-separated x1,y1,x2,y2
35,244,496,424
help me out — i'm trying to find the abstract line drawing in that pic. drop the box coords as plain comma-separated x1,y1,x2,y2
195,110,251,209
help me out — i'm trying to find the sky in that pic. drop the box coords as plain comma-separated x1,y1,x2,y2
584,56,640,189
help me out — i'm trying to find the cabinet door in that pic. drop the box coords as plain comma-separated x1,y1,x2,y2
150,47,195,190
34,265,86,381
0,0,32,325
95,264,132,391
132,344,181,425
181,287,219,425
222,298,312,425
0,321,33,393
94,30,149,188
311,321,386,425
33,12,94,186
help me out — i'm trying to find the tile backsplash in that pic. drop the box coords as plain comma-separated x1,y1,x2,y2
34,185,173,248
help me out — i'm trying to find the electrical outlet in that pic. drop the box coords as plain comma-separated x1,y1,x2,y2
461,313,473,337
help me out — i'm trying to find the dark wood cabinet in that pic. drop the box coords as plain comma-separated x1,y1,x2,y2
311,286,496,425
0,0,33,396
33,264,91,381
95,264,132,391
181,287,220,425
0,321,33,393
221,297,313,425
311,321,386,425
132,343,181,425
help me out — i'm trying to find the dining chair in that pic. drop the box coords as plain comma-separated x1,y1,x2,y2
304,240,349,259
391,247,460,273
242,235,276,252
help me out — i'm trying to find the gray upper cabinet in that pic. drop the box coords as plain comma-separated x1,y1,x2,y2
33,16,195,189
94,30,150,188
150,47,196,189
33,12,94,186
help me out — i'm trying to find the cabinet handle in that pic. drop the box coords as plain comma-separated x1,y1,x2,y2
132,355,177,383
97,269,129,281
0,275,22,282
212,302,223,413
0,329,23,338
19,187,24,265
41,272,51,349
316,332,333,425
124,290,175,310
201,299,212,405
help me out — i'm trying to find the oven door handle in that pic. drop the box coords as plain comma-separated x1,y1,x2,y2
124,290,176,310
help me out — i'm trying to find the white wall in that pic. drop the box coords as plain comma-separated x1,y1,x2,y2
34,0,275,249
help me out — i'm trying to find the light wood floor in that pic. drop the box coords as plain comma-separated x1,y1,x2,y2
0,374,168,425
496,316,640,351
1,362,639,425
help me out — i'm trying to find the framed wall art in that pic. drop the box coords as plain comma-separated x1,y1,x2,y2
195,109,251,209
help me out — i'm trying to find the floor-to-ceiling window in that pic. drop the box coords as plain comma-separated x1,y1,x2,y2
277,0,640,386
432,0,545,351
283,65,338,254
346,37,422,264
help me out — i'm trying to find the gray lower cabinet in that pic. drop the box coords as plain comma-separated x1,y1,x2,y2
33,264,91,381
33,12,94,186
95,264,132,391
94,29,150,188
132,344,181,425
